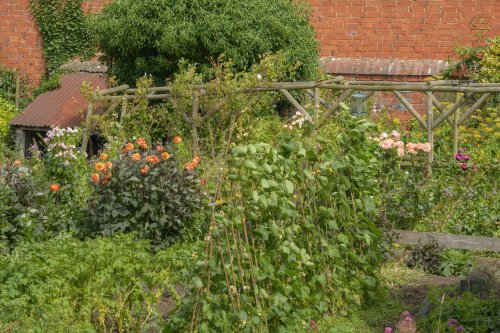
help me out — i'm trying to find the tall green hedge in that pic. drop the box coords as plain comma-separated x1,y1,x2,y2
92,0,320,83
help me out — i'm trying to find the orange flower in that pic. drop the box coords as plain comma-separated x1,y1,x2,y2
19,172,26,178
145,155,160,164
141,165,149,174
95,162,105,171
132,153,141,161
99,153,108,161
49,184,60,192
156,145,164,153
173,136,182,145
91,173,100,183
122,143,134,153
193,156,201,165
136,137,148,150
104,172,112,180
12,160,21,167
161,152,170,160
105,161,113,169
185,162,195,171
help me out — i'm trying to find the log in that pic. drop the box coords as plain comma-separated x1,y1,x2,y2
394,230,500,252
394,91,427,129
432,95,468,129
279,89,313,122
458,93,492,125
99,84,129,95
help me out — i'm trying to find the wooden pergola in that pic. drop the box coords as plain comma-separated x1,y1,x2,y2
83,77,500,174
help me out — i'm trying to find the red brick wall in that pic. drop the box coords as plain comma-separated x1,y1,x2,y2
310,0,500,59
0,0,110,85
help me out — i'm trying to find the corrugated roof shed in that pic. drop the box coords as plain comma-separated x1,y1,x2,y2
11,72,107,128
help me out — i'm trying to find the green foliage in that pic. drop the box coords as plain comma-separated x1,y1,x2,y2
86,138,202,248
406,239,443,275
475,36,500,83
418,290,500,333
0,234,174,332
0,97,18,143
29,0,94,75
92,0,319,83
167,113,383,332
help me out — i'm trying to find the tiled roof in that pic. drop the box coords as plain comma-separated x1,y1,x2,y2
321,57,449,76
11,72,107,128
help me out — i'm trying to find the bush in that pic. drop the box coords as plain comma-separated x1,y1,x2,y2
167,113,383,331
92,0,319,83
476,36,500,83
0,97,17,144
87,137,202,248
0,234,174,332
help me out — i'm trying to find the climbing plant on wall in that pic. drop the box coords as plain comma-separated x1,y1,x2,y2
29,0,94,75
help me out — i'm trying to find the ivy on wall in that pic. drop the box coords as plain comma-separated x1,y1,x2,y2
29,0,95,75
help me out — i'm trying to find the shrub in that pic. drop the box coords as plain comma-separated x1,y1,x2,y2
476,36,500,83
92,0,319,83
167,113,383,331
87,137,202,248
0,234,174,332
0,97,17,144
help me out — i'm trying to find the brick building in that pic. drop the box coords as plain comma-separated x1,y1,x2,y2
1,0,499,118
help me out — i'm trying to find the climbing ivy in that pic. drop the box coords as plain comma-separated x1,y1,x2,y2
29,0,95,75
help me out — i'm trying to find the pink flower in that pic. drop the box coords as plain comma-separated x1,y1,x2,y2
406,143,417,155
460,163,468,171
421,142,432,153
395,140,405,149
397,148,405,157
385,327,393,333
402,311,410,317
391,130,401,140
380,132,389,139
416,143,424,151
380,138,394,150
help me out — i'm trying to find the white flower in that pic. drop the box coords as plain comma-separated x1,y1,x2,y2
256,73,262,80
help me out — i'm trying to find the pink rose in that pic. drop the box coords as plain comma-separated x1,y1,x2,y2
421,142,432,153
380,132,389,139
391,130,401,140
379,138,394,150
397,148,405,157
395,140,404,148
416,143,424,151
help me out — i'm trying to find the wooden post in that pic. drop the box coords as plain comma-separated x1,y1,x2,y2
80,102,93,155
15,69,20,108
426,91,434,176
452,93,460,159
119,96,128,123
192,91,201,156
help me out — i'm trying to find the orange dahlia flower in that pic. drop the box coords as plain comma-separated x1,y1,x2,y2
12,160,21,167
95,162,105,171
145,155,160,164
161,152,170,160
105,161,113,169
156,145,164,153
99,153,108,161
122,143,134,153
141,165,149,174
136,137,148,150
91,173,100,183
185,162,195,171
132,153,141,161
49,184,60,192
173,136,182,145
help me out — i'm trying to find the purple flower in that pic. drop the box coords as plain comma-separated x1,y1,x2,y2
460,163,468,171
448,319,458,326
459,148,467,153
456,325,464,332
384,327,393,333
463,155,470,161
455,153,463,161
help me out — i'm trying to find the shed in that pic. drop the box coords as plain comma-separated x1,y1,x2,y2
11,70,107,157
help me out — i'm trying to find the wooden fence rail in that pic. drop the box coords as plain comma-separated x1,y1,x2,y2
394,230,500,252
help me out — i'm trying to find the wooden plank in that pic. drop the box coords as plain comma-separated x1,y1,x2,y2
321,89,354,119
431,95,453,126
279,89,313,122
426,91,434,176
458,93,492,125
394,91,427,129
432,95,468,129
99,84,129,95
394,230,500,252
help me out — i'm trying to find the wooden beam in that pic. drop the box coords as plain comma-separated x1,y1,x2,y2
321,89,354,119
426,91,434,176
80,102,93,154
431,95,468,129
99,84,129,95
431,95,453,126
458,93,492,125
394,230,500,252
394,91,427,129
279,89,313,122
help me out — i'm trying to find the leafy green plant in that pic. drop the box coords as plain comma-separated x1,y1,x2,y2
29,0,94,74
92,0,320,83
0,234,175,333
0,97,18,144
86,137,202,248
167,113,383,332
475,36,500,83
406,239,443,274
418,289,500,333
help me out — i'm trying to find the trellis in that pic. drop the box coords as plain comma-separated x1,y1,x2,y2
83,77,500,174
